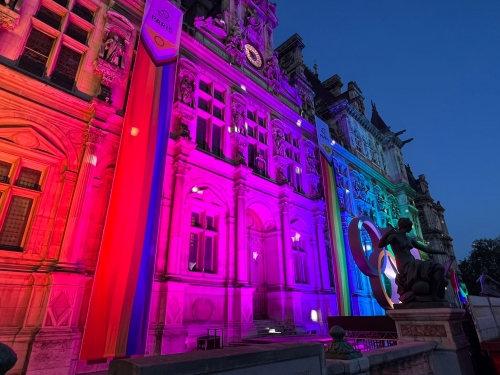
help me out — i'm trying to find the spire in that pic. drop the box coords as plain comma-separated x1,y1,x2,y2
313,61,318,77
370,101,390,131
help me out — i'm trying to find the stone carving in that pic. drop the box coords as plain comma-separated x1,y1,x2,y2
275,162,288,184
83,127,105,145
273,128,285,157
263,51,285,92
400,324,447,337
378,218,452,305
477,267,500,297
245,5,263,46
100,35,126,68
389,195,400,219
0,342,17,375
231,133,248,165
305,146,318,175
325,325,362,360
0,6,20,31
225,20,246,65
194,14,227,40
177,73,195,107
93,58,125,87
352,172,368,202
231,103,246,134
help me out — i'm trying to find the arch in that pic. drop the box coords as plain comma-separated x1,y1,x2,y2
0,112,79,169
290,216,312,237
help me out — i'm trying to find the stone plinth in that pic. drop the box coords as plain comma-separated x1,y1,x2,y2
387,308,474,375
109,342,327,375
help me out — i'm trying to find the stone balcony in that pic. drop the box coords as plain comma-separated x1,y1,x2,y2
0,0,23,31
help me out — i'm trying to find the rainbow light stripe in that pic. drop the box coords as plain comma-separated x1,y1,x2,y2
80,41,176,359
321,155,351,316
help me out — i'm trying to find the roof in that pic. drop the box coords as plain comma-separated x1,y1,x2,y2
370,102,390,131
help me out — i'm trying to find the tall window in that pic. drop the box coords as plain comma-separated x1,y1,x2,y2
196,79,226,157
247,110,268,175
17,0,95,91
0,159,44,252
292,233,308,284
188,211,217,273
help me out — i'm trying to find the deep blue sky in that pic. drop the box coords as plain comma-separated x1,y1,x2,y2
273,0,500,260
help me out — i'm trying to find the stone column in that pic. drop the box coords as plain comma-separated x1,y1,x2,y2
280,187,296,290
227,216,236,282
59,127,104,267
314,203,331,292
234,182,248,285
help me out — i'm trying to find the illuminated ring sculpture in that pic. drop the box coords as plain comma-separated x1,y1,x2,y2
348,216,400,310
450,269,468,303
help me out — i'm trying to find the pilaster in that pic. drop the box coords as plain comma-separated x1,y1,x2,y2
59,126,105,268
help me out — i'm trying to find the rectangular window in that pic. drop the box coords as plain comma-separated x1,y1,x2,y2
199,81,210,94
36,6,62,30
206,216,214,230
326,245,336,289
16,167,42,191
258,117,265,127
213,106,223,120
248,143,255,168
188,233,199,270
50,45,82,90
198,98,209,113
72,2,94,23
18,29,55,77
295,167,302,191
0,161,12,184
302,255,309,283
247,110,255,122
0,196,34,251
294,253,301,283
65,23,88,45
204,236,214,272
191,212,200,227
196,117,207,149
258,131,266,144
54,0,68,8
214,90,224,103
211,124,222,157
247,126,254,138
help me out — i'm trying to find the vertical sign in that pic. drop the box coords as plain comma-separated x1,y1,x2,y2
81,0,183,360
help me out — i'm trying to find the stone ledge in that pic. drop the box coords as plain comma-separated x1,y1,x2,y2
109,342,327,375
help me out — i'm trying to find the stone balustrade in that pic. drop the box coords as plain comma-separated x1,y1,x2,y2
327,342,437,375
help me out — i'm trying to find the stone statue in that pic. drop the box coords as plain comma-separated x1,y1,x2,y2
177,75,194,106
194,14,227,40
378,217,451,304
273,128,285,156
263,51,282,82
477,267,500,297
101,35,125,69
231,104,245,134
226,20,246,64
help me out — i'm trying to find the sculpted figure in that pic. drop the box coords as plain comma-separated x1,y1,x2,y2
102,35,125,68
226,20,246,58
232,104,245,133
378,218,450,303
263,51,281,82
477,267,500,297
273,129,285,156
178,75,194,106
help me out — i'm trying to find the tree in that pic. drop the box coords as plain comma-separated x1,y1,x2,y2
459,237,500,296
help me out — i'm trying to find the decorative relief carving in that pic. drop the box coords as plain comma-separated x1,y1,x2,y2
83,127,105,145
194,13,227,40
173,160,189,176
231,133,248,165
225,19,247,65
263,51,286,93
400,324,447,337
192,298,214,323
0,5,20,31
177,73,195,107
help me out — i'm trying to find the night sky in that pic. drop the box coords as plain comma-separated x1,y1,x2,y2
272,0,500,260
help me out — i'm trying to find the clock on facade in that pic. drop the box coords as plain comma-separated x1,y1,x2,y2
244,44,263,68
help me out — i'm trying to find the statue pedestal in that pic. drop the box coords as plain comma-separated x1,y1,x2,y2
387,307,474,375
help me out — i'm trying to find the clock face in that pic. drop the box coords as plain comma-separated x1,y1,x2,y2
244,44,263,69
